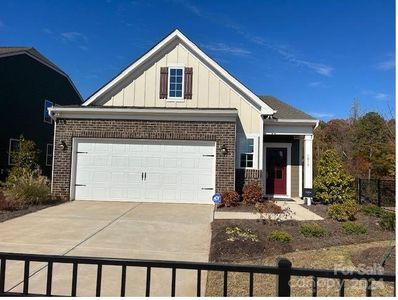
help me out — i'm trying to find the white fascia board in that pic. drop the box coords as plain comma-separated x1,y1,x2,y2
83,30,274,115
264,118,319,127
48,107,238,122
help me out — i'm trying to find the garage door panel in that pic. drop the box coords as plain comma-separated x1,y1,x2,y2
74,139,215,203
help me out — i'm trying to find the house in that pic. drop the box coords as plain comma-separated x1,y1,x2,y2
49,30,318,205
0,47,82,180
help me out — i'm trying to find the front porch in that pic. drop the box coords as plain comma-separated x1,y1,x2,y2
261,118,317,203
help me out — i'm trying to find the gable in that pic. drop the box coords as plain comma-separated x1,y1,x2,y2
84,30,273,115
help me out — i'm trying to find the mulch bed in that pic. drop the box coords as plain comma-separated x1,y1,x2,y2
0,188,63,223
209,211,395,263
302,202,329,218
351,246,396,273
216,202,255,212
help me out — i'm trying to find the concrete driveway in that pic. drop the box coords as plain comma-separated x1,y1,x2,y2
0,201,214,296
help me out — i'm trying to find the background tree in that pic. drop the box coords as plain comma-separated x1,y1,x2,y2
352,112,394,179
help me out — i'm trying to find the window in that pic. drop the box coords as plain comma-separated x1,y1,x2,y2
8,138,20,166
168,67,184,99
46,144,53,166
239,137,256,168
44,99,53,124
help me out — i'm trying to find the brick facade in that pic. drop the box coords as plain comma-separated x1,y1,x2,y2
52,118,236,200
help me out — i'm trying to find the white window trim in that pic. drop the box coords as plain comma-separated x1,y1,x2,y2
8,138,20,166
167,66,185,101
263,143,292,199
46,144,53,166
237,134,259,170
44,99,53,124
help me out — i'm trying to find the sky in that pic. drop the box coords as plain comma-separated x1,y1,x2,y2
0,0,395,120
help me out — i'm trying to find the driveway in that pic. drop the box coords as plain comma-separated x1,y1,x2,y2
0,201,214,296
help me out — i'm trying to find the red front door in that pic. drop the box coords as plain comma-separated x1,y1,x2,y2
266,148,287,195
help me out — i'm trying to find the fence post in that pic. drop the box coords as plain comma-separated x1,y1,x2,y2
277,258,292,296
377,179,381,207
358,178,362,204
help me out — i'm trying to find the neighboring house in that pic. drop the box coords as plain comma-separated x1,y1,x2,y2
0,47,82,180
49,30,318,204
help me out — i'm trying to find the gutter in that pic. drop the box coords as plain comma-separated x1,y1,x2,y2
48,106,238,122
263,118,319,127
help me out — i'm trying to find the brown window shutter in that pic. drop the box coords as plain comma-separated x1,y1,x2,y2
160,67,168,99
184,67,193,99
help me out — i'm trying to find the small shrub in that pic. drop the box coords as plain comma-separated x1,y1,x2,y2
342,222,368,235
268,230,292,243
242,182,263,205
300,223,328,237
225,226,259,242
221,191,240,207
0,198,19,211
255,201,282,214
380,211,395,231
327,201,360,222
361,204,384,218
5,170,51,206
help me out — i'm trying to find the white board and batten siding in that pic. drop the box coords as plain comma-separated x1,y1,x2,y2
71,139,216,204
101,44,262,135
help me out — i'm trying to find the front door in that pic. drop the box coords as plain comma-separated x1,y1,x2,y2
266,148,287,195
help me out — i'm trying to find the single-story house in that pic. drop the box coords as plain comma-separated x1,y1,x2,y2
49,29,318,205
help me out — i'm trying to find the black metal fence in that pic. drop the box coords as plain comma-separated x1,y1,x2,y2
357,178,395,207
0,252,395,297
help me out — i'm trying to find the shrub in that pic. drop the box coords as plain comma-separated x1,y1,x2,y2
341,222,368,235
225,226,259,242
300,223,328,237
255,201,282,214
327,200,360,222
313,149,355,204
361,204,384,218
5,170,51,206
221,191,240,207
242,182,263,205
268,230,292,243
5,136,40,188
0,198,18,211
380,211,395,231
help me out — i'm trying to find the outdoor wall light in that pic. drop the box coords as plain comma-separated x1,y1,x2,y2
60,141,67,151
220,145,228,156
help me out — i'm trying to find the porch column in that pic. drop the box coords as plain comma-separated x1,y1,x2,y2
303,135,313,205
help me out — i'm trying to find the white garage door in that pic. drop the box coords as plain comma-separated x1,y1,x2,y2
72,139,216,204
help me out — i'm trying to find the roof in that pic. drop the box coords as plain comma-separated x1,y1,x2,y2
83,29,274,115
0,47,83,101
258,96,316,120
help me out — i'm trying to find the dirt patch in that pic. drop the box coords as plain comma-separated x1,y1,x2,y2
209,213,394,262
351,245,396,273
302,202,328,218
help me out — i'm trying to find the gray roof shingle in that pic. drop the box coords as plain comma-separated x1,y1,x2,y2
258,95,316,120
0,47,64,75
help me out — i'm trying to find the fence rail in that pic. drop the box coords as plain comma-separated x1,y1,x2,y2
357,178,395,207
0,252,395,297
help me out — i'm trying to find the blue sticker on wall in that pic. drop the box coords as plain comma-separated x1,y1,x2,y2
212,193,222,204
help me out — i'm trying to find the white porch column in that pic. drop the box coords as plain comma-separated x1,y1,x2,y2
303,135,313,205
